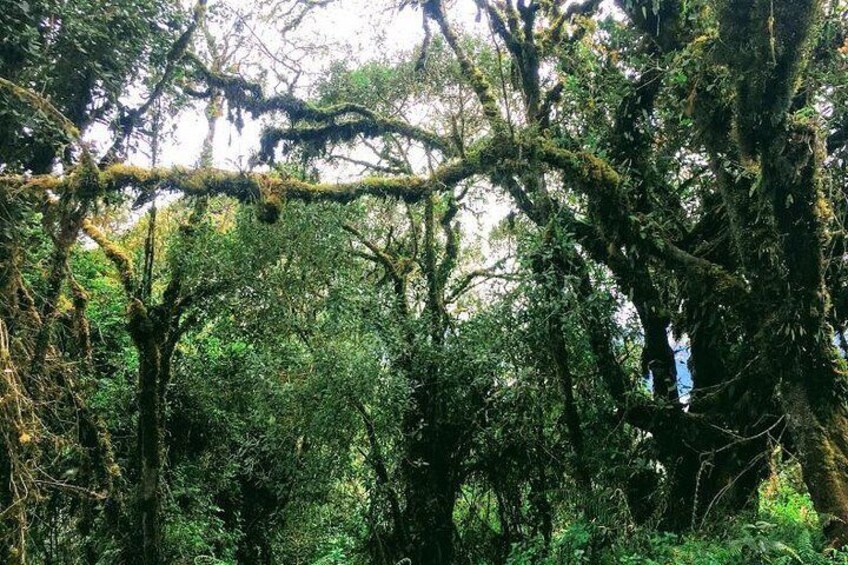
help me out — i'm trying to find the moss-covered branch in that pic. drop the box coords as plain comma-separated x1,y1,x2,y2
0,77,80,140
425,0,509,133
473,0,542,116
615,0,685,52
260,116,451,160
188,55,451,156
719,0,822,156
543,0,601,49
5,149,486,226
539,143,746,294
80,219,135,296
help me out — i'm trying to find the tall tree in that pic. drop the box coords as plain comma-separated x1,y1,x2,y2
4,0,848,560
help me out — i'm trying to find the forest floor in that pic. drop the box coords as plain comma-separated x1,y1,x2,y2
502,467,848,565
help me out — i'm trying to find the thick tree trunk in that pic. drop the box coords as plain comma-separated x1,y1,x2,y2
763,121,848,547
685,326,776,525
782,380,848,547
135,342,163,565
235,479,276,565
656,437,768,531
402,463,458,565
779,342,848,549
401,373,459,565
128,304,165,565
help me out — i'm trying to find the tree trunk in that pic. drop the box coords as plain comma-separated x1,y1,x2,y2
128,304,164,565
780,350,848,548
401,373,459,565
136,343,163,564
235,479,276,565
402,461,458,565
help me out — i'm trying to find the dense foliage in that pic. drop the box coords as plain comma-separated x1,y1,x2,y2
3,0,848,564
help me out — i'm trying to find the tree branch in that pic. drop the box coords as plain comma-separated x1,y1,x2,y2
8,151,485,213
425,0,509,133
80,219,135,296
188,55,451,156
259,116,450,160
101,0,208,164
539,143,747,294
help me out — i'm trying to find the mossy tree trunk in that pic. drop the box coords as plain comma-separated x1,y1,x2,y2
400,380,460,565
713,0,848,544
346,192,472,564
82,207,200,564
128,303,165,565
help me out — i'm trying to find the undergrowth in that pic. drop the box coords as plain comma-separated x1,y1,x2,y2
505,468,848,565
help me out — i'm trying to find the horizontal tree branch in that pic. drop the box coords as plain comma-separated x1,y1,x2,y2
260,116,450,159
187,54,451,156
5,149,486,216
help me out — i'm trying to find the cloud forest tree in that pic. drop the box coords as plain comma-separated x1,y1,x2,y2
3,0,848,563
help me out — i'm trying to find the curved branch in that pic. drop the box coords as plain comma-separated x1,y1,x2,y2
539,143,746,294
81,219,135,296
544,0,601,48
189,55,450,152
260,116,451,159
0,77,80,140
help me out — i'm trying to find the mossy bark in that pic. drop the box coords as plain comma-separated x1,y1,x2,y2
128,302,165,565
782,375,848,547
400,412,459,565
398,355,460,564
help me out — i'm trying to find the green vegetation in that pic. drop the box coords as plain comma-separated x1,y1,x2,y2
3,0,848,563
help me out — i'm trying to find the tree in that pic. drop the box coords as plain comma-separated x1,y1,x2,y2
4,0,848,561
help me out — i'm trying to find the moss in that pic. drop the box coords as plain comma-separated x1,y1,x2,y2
81,219,135,295
427,0,508,134
71,153,103,200
719,0,822,156
256,178,283,224
0,77,80,140
260,117,450,163
100,164,156,192
539,142,621,190
9,131,505,211
23,176,63,194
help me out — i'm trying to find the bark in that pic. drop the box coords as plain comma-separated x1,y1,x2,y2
546,296,591,491
401,451,458,565
378,193,468,564
760,114,848,548
782,377,848,547
235,479,276,565
128,303,164,565
400,362,460,565
357,399,406,561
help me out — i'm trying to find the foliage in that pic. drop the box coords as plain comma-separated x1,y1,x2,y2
4,0,848,564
